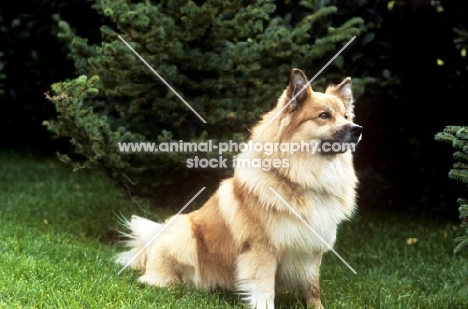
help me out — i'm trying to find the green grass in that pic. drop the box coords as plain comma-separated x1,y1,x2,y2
0,151,467,308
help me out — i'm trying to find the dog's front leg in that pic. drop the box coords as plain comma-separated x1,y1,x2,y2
236,249,277,309
303,252,323,309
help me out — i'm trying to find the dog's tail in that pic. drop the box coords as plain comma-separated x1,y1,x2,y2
116,215,163,271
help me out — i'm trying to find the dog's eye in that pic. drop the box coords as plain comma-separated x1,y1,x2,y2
318,112,331,120
345,113,348,120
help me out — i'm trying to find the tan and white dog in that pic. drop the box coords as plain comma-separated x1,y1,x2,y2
117,68,361,309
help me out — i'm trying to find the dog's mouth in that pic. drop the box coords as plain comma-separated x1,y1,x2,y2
320,125,362,154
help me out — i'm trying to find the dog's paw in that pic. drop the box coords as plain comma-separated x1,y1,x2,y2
138,273,172,287
251,301,275,309
306,300,323,309
248,297,275,309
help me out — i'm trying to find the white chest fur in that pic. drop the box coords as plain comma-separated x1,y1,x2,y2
267,192,343,254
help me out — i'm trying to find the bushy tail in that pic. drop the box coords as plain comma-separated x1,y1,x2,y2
116,215,163,271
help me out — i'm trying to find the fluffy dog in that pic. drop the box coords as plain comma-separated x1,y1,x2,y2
117,68,361,309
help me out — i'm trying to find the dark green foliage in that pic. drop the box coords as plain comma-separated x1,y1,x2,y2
45,0,371,205
454,27,468,49
435,126,468,254
331,0,468,215
434,18,468,254
0,1,102,151
0,51,4,96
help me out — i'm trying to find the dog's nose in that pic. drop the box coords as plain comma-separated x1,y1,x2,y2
351,125,362,139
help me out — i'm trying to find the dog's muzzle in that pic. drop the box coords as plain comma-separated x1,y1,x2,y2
320,124,362,154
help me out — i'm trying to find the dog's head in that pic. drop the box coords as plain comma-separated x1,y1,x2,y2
271,68,362,154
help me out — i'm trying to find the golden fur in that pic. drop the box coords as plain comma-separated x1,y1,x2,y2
117,68,361,309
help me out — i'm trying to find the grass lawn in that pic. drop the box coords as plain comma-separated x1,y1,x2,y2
0,151,467,308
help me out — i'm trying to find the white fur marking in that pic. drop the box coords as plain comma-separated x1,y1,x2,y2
269,187,357,274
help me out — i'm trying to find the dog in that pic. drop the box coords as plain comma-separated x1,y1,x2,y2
117,68,362,309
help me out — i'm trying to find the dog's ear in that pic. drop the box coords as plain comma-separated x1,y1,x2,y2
327,77,353,108
286,69,311,112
